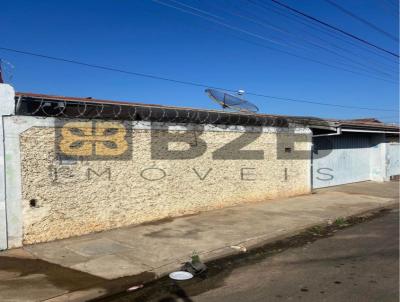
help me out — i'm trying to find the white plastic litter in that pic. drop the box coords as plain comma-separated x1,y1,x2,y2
169,271,194,280
230,245,247,252
127,284,144,292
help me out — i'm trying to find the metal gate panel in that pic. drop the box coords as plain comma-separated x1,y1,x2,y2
387,143,400,177
0,123,7,250
312,134,371,188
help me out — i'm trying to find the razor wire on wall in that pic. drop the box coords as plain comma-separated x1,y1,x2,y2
15,96,292,127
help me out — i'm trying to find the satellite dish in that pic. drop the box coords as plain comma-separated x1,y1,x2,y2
205,88,259,113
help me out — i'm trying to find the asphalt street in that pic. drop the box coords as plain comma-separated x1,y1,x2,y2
106,206,399,302
189,208,399,302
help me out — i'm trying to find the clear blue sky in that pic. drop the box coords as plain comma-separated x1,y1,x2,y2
1,0,399,122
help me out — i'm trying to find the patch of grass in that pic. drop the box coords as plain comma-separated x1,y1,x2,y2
191,250,200,263
334,217,348,227
308,225,323,235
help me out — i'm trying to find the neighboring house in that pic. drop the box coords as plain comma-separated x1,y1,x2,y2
0,84,398,249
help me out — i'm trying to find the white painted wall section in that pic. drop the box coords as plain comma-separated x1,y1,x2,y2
0,84,15,250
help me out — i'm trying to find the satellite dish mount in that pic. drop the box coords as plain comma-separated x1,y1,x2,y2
205,88,258,113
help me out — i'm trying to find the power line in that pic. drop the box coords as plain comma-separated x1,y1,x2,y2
250,0,398,65
172,0,394,78
0,46,397,112
156,0,286,47
207,1,395,78
270,0,399,58
153,0,397,83
323,0,398,41
246,0,397,73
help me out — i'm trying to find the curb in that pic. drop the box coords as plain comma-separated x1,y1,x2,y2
45,201,398,302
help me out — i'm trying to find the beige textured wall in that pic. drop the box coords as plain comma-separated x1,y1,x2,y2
20,122,311,244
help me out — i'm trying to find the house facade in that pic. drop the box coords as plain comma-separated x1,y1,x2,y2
0,84,398,249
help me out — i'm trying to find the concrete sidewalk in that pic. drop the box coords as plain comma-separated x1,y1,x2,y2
0,181,398,301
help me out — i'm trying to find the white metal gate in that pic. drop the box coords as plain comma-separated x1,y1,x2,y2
0,118,7,250
312,134,371,188
387,143,400,177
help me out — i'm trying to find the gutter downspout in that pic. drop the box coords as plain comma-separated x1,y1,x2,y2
15,96,22,115
341,128,399,134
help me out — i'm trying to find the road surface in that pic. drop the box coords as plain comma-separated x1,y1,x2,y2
104,207,399,302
